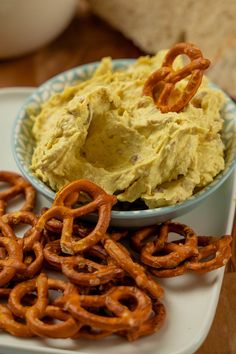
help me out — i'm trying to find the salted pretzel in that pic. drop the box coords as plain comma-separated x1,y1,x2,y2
150,235,232,277
0,237,25,287
137,222,199,269
15,242,43,281
36,179,116,254
143,42,211,113
0,304,33,337
41,206,93,238
132,223,232,277
55,282,152,332
0,171,36,215
26,277,80,338
8,275,69,318
104,238,164,299
0,211,44,255
0,212,43,279
0,210,38,240
8,273,80,338
188,235,232,272
120,300,166,341
43,239,124,286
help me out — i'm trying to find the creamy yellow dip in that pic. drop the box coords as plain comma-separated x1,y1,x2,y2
31,51,225,208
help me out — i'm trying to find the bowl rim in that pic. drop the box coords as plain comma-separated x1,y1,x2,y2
12,58,236,220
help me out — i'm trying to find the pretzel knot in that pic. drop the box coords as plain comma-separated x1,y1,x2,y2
8,274,79,338
36,179,117,254
143,42,211,113
56,283,153,331
138,222,199,269
43,239,124,286
0,171,36,215
131,222,232,278
0,237,25,287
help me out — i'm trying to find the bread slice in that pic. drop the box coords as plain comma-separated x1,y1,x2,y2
88,0,236,97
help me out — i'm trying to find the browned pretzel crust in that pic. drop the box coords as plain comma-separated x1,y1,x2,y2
143,42,210,112
0,171,36,215
36,179,117,254
131,222,232,277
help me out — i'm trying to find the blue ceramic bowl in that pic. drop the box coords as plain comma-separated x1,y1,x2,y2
12,59,236,227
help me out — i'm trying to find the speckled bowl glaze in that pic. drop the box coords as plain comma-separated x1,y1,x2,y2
12,59,236,227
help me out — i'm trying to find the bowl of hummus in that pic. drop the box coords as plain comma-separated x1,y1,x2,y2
12,50,236,227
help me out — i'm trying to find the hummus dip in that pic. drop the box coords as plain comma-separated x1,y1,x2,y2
31,52,225,208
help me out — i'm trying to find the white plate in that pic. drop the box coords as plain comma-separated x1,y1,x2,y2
0,87,235,354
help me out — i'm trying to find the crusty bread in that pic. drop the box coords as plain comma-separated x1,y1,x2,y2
87,0,236,97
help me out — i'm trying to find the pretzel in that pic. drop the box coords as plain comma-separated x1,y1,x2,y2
8,276,69,318
0,288,11,298
104,238,164,299
0,211,42,252
0,237,25,287
0,171,36,215
56,282,152,331
43,239,65,270
0,211,38,240
138,222,199,269
0,304,33,337
143,42,211,113
36,180,117,254
131,225,161,252
41,207,93,237
62,254,124,287
43,239,124,286
120,300,166,341
24,274,79,338
132,224,232,277
15,242,44,281
185,235,231,273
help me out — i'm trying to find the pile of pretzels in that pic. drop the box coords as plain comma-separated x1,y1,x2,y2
0,170,231,341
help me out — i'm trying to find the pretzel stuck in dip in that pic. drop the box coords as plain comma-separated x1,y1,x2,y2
143,42,211,112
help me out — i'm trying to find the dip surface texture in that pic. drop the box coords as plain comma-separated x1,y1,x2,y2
31,53,225,208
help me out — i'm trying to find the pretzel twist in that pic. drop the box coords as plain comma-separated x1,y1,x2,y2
143,42,210,113
0,171,36,215
120,300,166,341
131,223,232,278
0,304,33,337
150,235,232,277
0,237,25,287
56,282,152,331
36,180,116,254
104,238,164,299
44,239,124,286
140,222,199,268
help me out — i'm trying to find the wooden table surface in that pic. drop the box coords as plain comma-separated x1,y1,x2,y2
0,3,235,353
